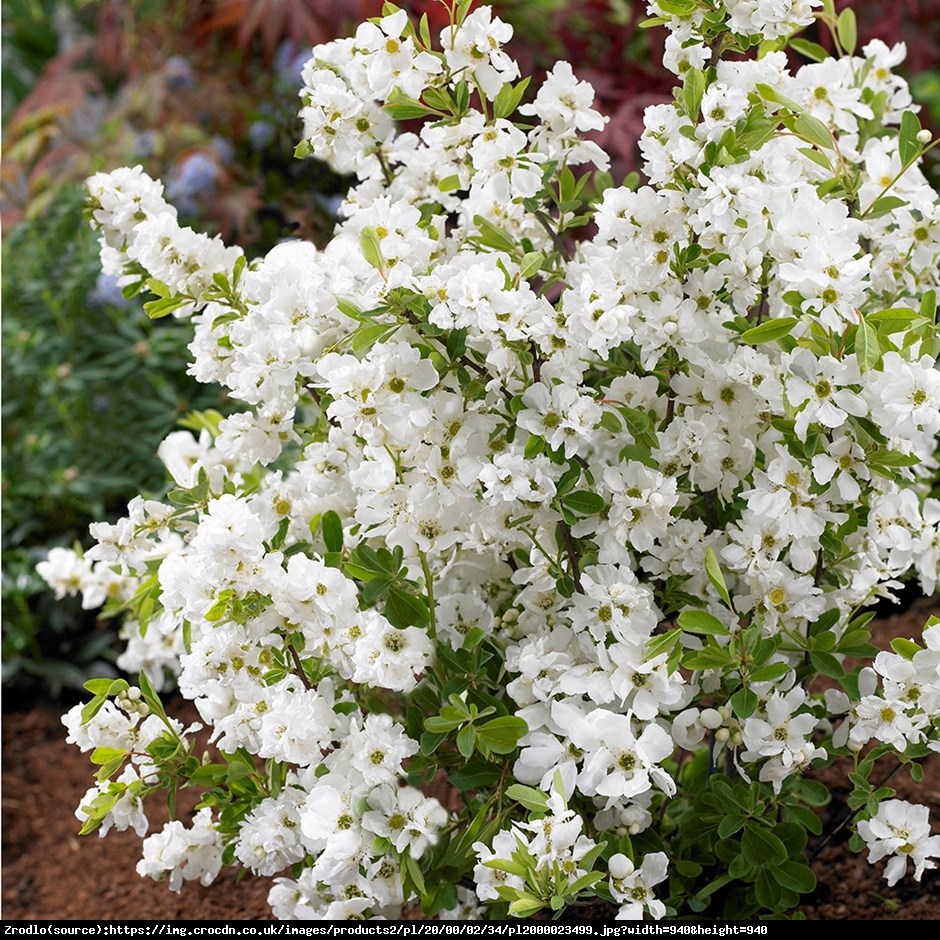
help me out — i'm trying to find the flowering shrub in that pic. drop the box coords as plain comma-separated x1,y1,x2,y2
44,0,940,920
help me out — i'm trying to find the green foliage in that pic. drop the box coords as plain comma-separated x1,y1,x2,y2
1,0,60,125
660,771,821,918
1,185,228,695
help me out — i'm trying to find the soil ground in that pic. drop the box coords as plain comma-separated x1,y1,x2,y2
3,605,939,921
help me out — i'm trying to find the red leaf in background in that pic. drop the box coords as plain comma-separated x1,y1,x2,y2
7,40,100,136
195,0,363,60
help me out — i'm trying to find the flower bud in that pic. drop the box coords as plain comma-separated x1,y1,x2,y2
608,853,635,879
916,129,932,144
700,707,723,729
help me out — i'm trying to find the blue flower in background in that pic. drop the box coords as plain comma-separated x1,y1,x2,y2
249,120,276,150
211,136,235,164
133,130,160,158
274,40,309,87
166,151,219,215
163,55,196,91
88,272,132,309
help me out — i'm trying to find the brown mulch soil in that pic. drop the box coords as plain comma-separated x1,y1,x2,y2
3,605,939,921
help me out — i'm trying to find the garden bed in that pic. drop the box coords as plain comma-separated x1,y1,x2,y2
3,605,938,922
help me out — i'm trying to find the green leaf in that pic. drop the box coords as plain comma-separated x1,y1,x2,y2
508,897,544,917
656,0,697,14
718,815,746,839
344,545,392,581
742,823,788,867
784,804,823,835
418,12,432,50
741,316,799,345
472,215,517,253
143,295,185,320
90,746,127,766
890,637,923,660
519,251,544,279
864,195,908,219
492,76,530,119
424,714,464,733
755,83,804,114
524,434,545,459
793,112,833,150
336,298,364,321
83,678,126,696
836,7,857,55
920,289,936,321
682,67,706,122
321,510,344,554
145,277,170,298
798,146,833,171
674,859,704,878
646,628,680,661
477,716,528,754
754,868,783,911
899,109,923,166
730,687,759,719
402,849,427,898
677,609,728,635
868,448,920,468
384,88,433,121
506,784,550,812
694,873,733,904
189,763,229,786
810,650,845,679
438,174,461,193
867,306,920,332
790,38,829,62
448,764,501,790
683,644,734,670
748,662,790,683
359,225,385,271
776,860,817,894
422,86,455,114
351,321,399,353
385,589,430,629
855,319,881,372
456,723,476,758
80,695,107,725
704,547,732,609
563,490,605,515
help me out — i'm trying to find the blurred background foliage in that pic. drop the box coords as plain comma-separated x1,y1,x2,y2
2,0,939,702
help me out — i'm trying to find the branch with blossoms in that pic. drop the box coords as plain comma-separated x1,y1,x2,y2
40,0,940,921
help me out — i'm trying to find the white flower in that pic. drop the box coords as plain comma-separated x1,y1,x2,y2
37,547,92,600
570,708,676,806
361,785,448,859
609,852,669,920
233,789,306,876
136,808,223,892
76,765,148,838
441,7,519,98
858,800,940,886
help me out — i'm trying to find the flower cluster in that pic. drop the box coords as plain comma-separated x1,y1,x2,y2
46,0,940,921
858,798,940,886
